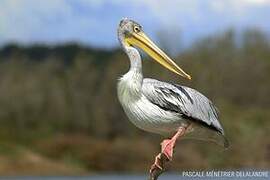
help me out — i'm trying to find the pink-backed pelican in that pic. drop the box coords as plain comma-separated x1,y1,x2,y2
117,18,229,178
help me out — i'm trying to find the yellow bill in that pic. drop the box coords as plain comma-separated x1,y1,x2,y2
125,31,191,80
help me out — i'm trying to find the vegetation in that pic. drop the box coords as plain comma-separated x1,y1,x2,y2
0,29,269,174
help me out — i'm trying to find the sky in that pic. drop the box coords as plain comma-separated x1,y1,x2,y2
0,0,270,48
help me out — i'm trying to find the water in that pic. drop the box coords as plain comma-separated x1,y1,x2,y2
0,175,182,180
0,173,269,180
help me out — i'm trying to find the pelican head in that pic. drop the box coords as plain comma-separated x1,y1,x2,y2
118,18,191,80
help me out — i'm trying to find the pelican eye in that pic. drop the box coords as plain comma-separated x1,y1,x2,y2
133,25,141,33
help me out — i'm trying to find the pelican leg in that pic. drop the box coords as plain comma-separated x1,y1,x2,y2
149,127,186,180
161,126,186,160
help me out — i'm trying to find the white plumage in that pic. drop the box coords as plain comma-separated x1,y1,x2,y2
118,71,187,135
117,18,229,148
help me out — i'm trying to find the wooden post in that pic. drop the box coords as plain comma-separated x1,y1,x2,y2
149,153,169,180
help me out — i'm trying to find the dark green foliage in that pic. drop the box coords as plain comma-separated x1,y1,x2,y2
0,29,269,172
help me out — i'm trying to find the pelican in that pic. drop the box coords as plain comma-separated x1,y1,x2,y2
117,18,229,175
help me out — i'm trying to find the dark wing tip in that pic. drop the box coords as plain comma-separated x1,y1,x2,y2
222,135,230,149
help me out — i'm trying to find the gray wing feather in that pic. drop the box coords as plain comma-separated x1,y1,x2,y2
142,78,225,135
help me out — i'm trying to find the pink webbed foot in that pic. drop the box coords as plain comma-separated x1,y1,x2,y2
149,127,187,180
161,127,186,161
160,139,176,161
